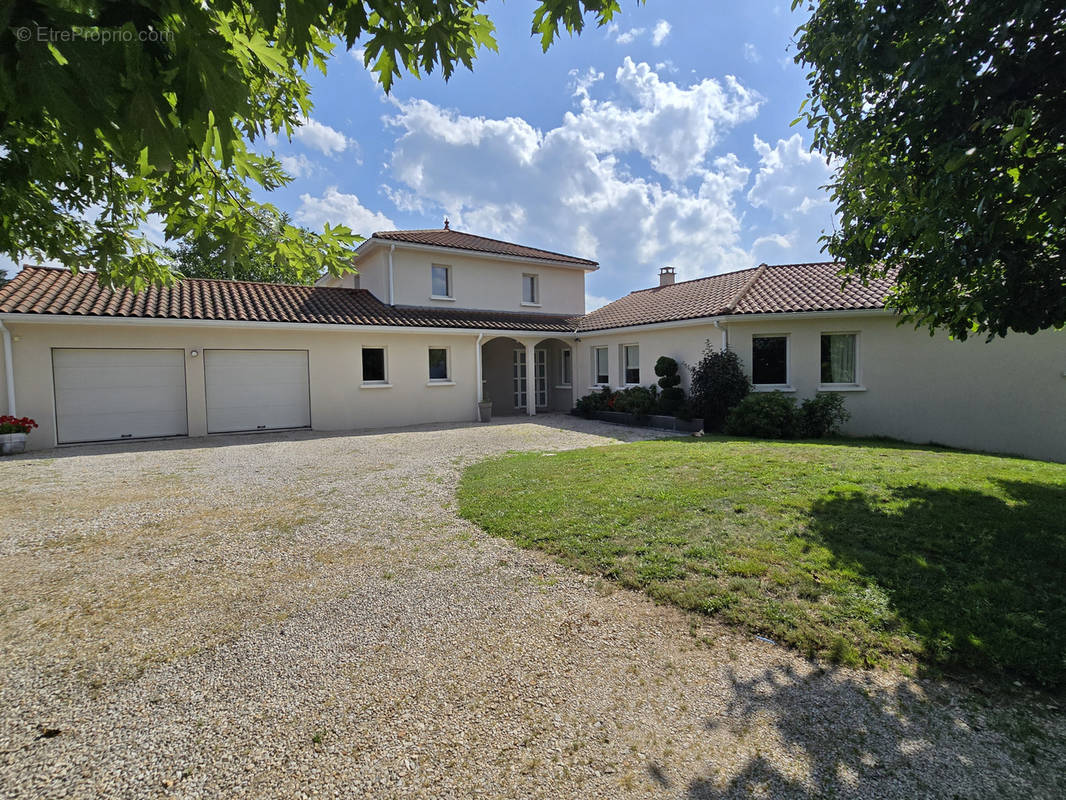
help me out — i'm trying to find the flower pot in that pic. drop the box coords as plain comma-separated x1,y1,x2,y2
477,401,493,422
0,432,27,455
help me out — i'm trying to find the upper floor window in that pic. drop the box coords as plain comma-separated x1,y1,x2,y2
752,335,789,386
522,273,539,305
361,347,387,384
820,333,858,384
623,344,640,384
593,346,609,385
431,264,451,298
428,347,450,381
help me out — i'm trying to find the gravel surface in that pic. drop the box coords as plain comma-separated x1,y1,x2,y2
1,414,1062,799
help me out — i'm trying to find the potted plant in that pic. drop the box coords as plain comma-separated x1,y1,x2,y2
0,416,38,455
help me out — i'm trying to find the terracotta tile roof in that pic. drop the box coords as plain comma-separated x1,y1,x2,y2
0,267,580,332
577,262,895,331
370,227,598,268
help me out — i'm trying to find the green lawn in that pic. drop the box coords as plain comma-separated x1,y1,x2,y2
457,438,1066,688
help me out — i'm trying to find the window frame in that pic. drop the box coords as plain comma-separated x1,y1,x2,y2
360,346,389,386
751,333,792,390
592,346,609,386
622,343,640,386
818,331,864,390
430,264,453,300
521,272,540,306
427,346,452,384
558,348,573,388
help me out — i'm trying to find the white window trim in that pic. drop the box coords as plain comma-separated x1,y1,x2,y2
430,263,453,300
817,331,865,391
521,272,540,306
427,345,452,383
751,333,793,391
621,343,640,386
360,345,389,387
592,345,610,386
558,349,572,388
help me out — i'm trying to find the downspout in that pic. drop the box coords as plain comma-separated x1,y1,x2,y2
475,332,484,403
713,319,728,352
0,321,15,416
388,244,396,306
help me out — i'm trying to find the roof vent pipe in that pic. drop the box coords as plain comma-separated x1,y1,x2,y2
658,266,676,287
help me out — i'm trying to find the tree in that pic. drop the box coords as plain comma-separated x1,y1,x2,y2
166,213,318,284
0,1,625,289
688,344,750,433
794,0,1066,339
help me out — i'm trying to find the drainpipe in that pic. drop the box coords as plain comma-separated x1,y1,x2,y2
387,244,395,305
475,332,484,404
713,319,728,352
0,321,15,416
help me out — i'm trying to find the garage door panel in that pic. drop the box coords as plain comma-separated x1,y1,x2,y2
204,350,310,433
53,349,188,444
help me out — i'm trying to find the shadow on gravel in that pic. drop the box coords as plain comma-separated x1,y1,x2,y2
681,664,1059,799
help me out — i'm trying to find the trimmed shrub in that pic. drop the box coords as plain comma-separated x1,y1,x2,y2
613,385,657,417
799,392,851,438
689,343,751,432
724,392,799,438
574,386,612,417
653,356,686,416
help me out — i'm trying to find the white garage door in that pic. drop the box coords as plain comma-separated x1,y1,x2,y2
52,348,188,444
204,349,310,434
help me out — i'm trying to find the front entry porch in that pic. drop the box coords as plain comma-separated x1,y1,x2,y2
479,336,574,417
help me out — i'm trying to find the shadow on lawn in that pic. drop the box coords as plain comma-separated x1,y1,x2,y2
805,479,1066,687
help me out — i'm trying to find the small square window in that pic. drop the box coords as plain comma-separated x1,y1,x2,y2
431,264,451,297
821,333,857,384
560,349,572,386
752,335,788,385
428,347,449,380
593,346,609,385
623,344,640,384
523,273,539,304
362,347,386,383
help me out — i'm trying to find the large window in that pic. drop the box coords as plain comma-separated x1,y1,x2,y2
821,333,858,384
623,344,640,384
560,349,572,386
593,346,609,385
522,273,539,304
752,335,788,386
361,347,387,384
431,264,451,298
428,347,450,381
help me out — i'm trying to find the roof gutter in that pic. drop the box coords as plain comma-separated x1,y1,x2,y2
0,320,15,416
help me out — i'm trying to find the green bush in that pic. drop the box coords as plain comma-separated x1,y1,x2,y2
653,356,686,416
799,392,851,438
724,392,799,438
613,385,657,417
574,386,612,416
689,343,751,432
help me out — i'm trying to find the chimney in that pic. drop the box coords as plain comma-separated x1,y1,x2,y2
658,266,676,287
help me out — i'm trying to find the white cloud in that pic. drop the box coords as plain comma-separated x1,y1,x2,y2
651,20,672,47
294,117,351,156
585,293,613,312
279,153,317,178
613,26,645,45
743,43,761,63
384,60,762,289
748,134,833,221
295,187,395,234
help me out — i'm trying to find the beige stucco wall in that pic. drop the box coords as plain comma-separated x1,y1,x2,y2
2,320,483,451
577,314,1066,462
480,336,574,415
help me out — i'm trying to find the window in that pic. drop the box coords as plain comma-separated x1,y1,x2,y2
752,335,788,385
593,346,609,385
821,333,858,384
361,347,387,383
513,349,548,407
428,347,449,381
513,349,527,408
623,344,640,384
522,273,539,304
560,349,572,386
431,264,451,298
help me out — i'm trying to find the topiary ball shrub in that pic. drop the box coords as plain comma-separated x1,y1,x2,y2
653,355,687,416
724,392,799,439
799,392,851,438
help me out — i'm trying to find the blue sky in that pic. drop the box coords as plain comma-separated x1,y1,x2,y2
7,1,838,310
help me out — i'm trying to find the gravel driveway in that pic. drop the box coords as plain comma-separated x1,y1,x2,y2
1,415,1062,799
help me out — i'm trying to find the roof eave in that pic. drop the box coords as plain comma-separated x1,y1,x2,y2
358,236,598,271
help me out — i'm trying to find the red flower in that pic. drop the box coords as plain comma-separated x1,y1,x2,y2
0,415,38,434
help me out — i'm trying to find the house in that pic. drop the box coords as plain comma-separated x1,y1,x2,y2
0,226,1062,461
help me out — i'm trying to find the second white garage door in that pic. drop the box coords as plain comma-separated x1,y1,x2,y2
204,349,311,434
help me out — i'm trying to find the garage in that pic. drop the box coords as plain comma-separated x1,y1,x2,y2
204,349,311,434
52,348,189,444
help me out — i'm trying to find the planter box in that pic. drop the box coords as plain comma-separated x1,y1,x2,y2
574,410,703,433
0,432,27,455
